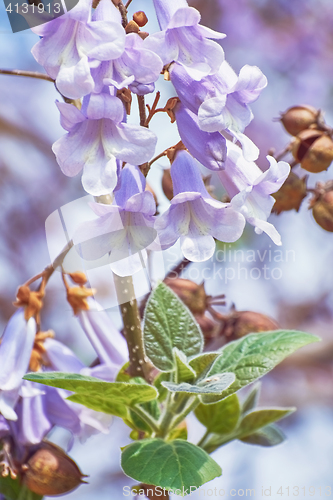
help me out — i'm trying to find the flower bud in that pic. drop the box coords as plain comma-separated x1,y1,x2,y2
22,442,87,496
221,310,279,342
68,271,88,285
272,172,308,214
125,20,140,34
292,130,333,173
161,168,173,200
164,278,207,315
309,184,333,232
280,105,318,136
133,11,148,27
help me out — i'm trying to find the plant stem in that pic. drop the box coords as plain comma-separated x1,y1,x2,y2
0,68,54,82
197,429,210,448
131,405,160,434
113,273,151,380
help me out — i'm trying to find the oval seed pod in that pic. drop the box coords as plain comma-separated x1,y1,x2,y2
133,11,148,27
311,189,333,232
161,168,174,200
280,105,318,136
292,130,333,173
221,310,279,342
272,172,308,214
22,442,87,496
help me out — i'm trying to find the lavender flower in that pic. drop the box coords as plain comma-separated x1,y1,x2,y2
218,141,290,245
92,33,163,95
31,0,126,99
154,150,246,261
73,164,157,276
144,0,225,79
53,92,157,195
171,61,267,161
0,311,36,421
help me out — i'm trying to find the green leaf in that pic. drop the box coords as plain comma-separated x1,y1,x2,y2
241,383,261,414
153,371,169,402
162,372,235,396
0,477,42,500
174,348,196,383
189,352,219,378
206,330,319,401
143,282,203,371
168,423,188,441
238,407,295,439
195,394,241,434
240,424,285,447
24,372,158,418
121,439,221,495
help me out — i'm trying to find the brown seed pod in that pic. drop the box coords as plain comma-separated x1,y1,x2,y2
272,172,308,214
161,168,173,200
310,187,333,232
220,310,279,342
280,105,319,136
164,278,208,315
194,313,219,340
292,130,333,173
133,11,148,27
22,442,87,496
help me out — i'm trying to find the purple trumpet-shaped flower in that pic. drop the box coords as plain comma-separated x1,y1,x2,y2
0,310,36,421
174,102,226,171
218,141,290,245
144,0,225,79
154,150,246,262
78,298,128,380
73,164,157,276
53,92,157,195
31,0,126,99
92,33,163,95
171,61,267,161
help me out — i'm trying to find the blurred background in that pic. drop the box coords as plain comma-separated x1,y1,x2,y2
0,0,333,497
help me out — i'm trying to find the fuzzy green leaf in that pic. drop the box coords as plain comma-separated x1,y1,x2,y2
240,424,286,447
121,439,221,495
238,407,295,439
162,372,235,396
195,394,241,434
143,282,203,371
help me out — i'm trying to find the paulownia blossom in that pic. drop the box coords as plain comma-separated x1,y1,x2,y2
73,164,157,276
155,150,246,261
31,0,126,99
53,92,157,195
144,0,225,80
218,141,290,245
171,61,267,161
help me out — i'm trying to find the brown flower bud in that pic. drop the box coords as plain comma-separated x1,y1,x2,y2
221,310,279,342
161,168,173,200
68,271,88,285
292,130,333,173
22,442,87,496
67,286,95,315
14,285,44,321
137,31,149,40
194,313,218,340
272,172,308,214
309,186,333,232
280,105,319,136
164,278,208,315
125,20,140,34
133,11,148,27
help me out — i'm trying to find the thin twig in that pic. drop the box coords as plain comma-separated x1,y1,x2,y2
124,0,133,8
0,69,54,82
137,95,147,128
144,91,161,127
117,0,128,27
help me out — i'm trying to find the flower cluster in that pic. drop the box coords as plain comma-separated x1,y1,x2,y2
0,302,127,458
31,0,290,266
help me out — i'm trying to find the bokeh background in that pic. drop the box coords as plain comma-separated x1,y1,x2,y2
1,0,333,497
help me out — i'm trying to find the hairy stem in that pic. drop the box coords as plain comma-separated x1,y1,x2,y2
131,405,160,434
113,274,151,380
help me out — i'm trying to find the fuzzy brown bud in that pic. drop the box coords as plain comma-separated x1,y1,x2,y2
68,271,88,285
125,20,140,34
14,285,44,321
292,130,333,173
22,442,87,496
164,278,208,315
310,188,333,232
221,310,279,342
133,11,148,27
280,105,319,136
67,286,95,315
138,31,149,40
272,172,308,214
161,168,173,200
